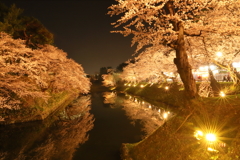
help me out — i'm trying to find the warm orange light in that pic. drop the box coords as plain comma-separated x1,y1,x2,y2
163,112,168,119
194,130,203,140
206,133,217,142
220,91,225,97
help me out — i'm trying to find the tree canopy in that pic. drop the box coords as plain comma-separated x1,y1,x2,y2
0,3,54,49
0,32,90,110
108,0,240,98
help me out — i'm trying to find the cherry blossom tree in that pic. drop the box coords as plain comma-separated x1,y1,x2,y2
102,73,119,87
204,34,240,85
108,0,240,98
119,61,138,83
0,32,48,110
38,45,91,94
185,32,240,91
102,68,120,87
0,32,90,111
120,48,177,83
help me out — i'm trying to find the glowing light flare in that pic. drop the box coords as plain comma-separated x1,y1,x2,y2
140,84,144,88
163,112,169,119
216,52,223,57
206,133,217,142
165,86,169,90
194,130,218,144
194,130,204,140
220,91,225,97
207,147,218,152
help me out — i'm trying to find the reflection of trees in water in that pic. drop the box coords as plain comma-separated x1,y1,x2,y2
59,95,93,120
121,97,164,137
102,91,123,108
121,94,174,137
101,92,171,137
102,92,117,105
0,95,94,160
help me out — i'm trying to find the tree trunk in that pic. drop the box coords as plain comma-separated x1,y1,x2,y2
229,66,240,85
174,22,198,99
208,68,220,95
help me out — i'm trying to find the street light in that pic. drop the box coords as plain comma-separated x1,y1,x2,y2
194,130,217,142
219,91,225,97
205,133,217,142
194,130,219,152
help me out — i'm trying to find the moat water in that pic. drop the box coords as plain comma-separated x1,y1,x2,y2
0,91,170,160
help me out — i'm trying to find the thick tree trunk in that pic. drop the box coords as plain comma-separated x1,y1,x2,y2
174,22,198,99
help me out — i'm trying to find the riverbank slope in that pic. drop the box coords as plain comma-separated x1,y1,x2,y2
117,82,240,160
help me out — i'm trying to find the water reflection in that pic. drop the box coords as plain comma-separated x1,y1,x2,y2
102,92,174,137
73,92,145,160
0,95,94,160
102,91,117,106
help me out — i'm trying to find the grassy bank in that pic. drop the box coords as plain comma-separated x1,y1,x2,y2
116,82,240,160
0,91,79,124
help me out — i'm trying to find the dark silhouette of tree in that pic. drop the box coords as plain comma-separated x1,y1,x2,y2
0,3,54,49
116,62,128,73
100,66,112,75
14,16,54,49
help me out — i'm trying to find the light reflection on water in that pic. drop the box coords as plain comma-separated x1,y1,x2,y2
102,92,174,137
0,92,174,160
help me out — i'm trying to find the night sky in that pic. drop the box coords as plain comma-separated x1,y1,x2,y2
1,0,135,74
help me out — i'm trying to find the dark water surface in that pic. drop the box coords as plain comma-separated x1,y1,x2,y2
0,92,152,160
0,90,168,160
73,93,144,160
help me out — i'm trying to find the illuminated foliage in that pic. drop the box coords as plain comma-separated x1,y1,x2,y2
0,32,90,110
108,0,240,98
120,48,177,83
